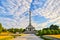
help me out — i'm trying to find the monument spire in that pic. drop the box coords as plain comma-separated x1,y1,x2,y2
29,11,31,25
24,11,36,34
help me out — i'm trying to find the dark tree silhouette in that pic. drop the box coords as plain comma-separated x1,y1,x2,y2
0,23,3,32
50,24,59,30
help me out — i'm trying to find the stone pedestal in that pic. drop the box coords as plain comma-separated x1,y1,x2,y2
24,24,36,34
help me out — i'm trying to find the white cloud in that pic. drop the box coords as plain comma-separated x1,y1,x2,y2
31,0,60,29
31,21,48,30
0,0,32,28
0,0,60,30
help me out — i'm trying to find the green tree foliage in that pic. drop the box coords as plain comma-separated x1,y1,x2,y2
0,23,8,32
54,30,59,34
37,24,60,36
2,28,7,32
7,28,14,33
43,28,49,30
7,28,24,33
19,28,24,33
58,29,60,34
0,23,3,32
36,30,42,36
47,29,52,35
50,24,59,30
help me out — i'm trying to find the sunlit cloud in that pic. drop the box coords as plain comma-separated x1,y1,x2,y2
0,0,60,30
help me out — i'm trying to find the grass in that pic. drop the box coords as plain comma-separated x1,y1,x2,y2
0,36,13,40
0,32,30,40
19,33,28,36
41,35,60,40
0,32,13,40
40,36,51,40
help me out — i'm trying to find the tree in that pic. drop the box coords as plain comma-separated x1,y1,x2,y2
2,28,7,32
7,28,14,33
43,28,49,30
58,29,60,34
54,30,59,34
51,30,55,35
37,30,42,36
0,23,3,32
14,28,19,33
50,24,59,30
47,29,52,35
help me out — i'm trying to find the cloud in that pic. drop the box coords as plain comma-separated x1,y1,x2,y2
31,0,60,29
0,17,17,28
0,0,32,28
0,0,60,30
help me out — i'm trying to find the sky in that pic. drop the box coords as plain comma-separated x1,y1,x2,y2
0,0,60,30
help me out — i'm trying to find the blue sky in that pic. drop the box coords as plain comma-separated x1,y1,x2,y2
30,0,46,11
0,0,60,30
32,15,49,23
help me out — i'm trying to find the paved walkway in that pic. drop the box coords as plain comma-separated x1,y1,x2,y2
13,34,44,40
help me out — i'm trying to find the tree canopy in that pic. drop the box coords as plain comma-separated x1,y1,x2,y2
50,24,59,30
0,23,3,32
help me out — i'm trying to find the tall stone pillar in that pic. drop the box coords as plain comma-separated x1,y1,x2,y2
24,11,36,34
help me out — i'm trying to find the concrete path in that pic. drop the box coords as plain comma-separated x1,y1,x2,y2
13,34,44,40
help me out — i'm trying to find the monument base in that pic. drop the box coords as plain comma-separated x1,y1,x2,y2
24,30,36,34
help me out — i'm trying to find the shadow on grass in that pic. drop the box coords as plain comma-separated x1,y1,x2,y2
40,36,51,40
13,35,21,38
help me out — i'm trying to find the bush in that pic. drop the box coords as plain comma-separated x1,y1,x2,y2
46,29,52,35
54,30,59,34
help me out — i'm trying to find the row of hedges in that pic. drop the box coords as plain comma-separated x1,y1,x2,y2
37,29,60,36
36,24,60,36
